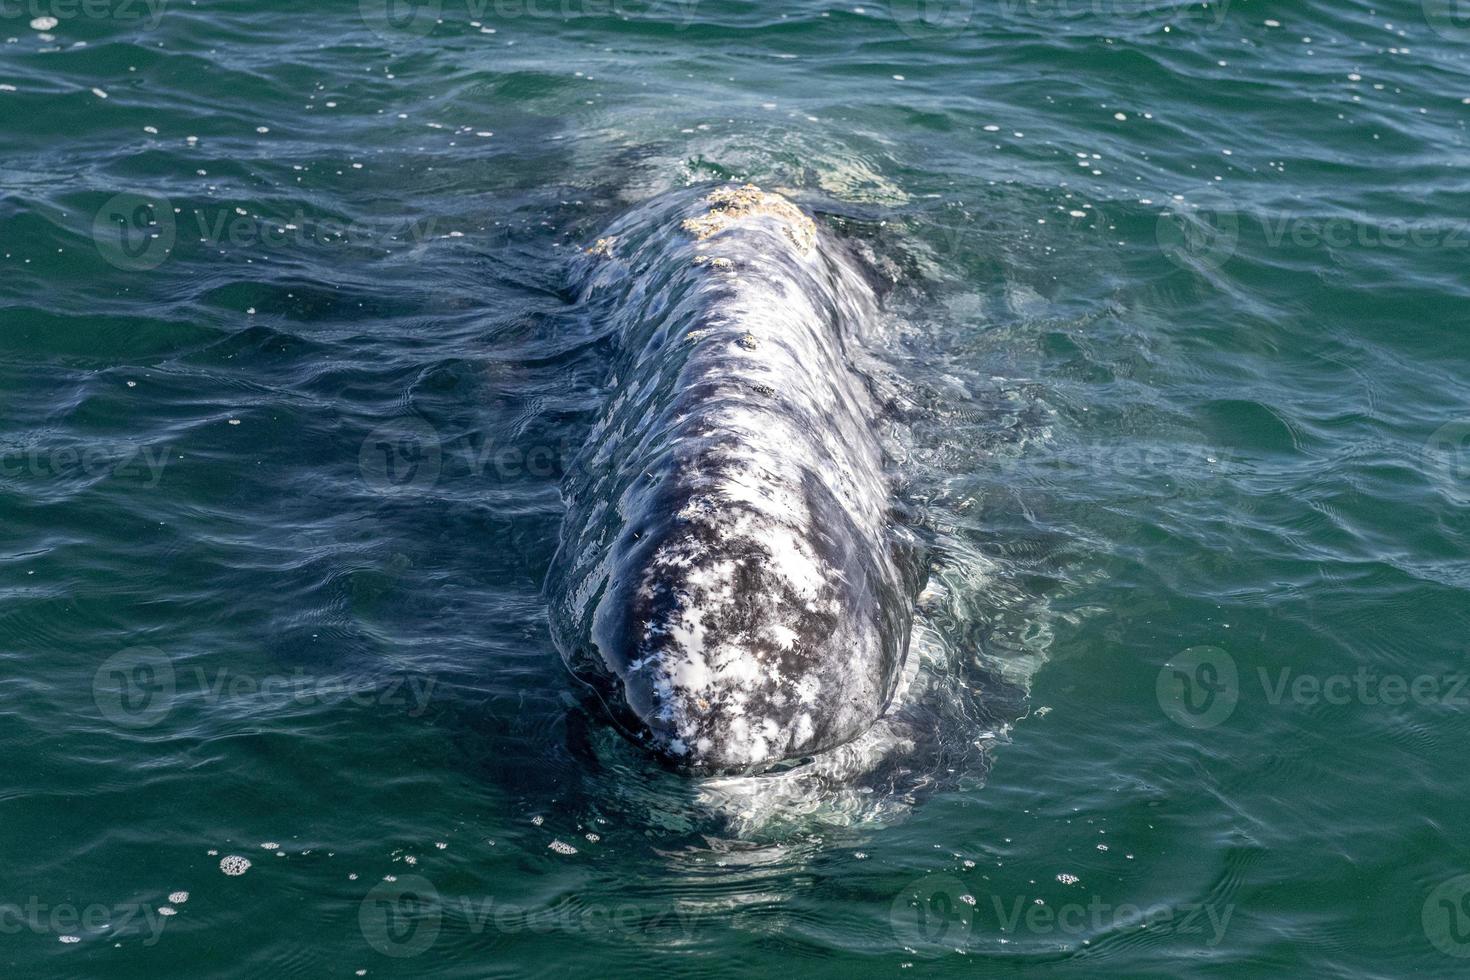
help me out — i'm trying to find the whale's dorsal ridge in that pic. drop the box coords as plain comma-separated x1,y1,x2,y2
548,182,916,775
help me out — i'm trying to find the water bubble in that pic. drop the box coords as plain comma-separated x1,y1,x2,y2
220,855,252,876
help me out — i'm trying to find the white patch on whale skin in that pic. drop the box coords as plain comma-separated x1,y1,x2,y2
549,183,911,771
768,624,799,651
690,617,933,832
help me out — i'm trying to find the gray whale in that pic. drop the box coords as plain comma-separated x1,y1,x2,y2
547,183,921,774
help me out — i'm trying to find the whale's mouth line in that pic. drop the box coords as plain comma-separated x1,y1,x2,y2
566,659,827,777
546,182,921,776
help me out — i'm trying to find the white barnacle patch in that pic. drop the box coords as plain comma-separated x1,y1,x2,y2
680,184,816,254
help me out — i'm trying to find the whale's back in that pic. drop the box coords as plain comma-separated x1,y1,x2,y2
548,184,917,773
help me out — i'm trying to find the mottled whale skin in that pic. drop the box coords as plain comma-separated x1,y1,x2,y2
547,183,920,775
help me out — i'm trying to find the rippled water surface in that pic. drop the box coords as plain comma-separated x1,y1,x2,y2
4,0,1470,975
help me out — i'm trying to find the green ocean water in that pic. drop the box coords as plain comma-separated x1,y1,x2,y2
3,0,1470,975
